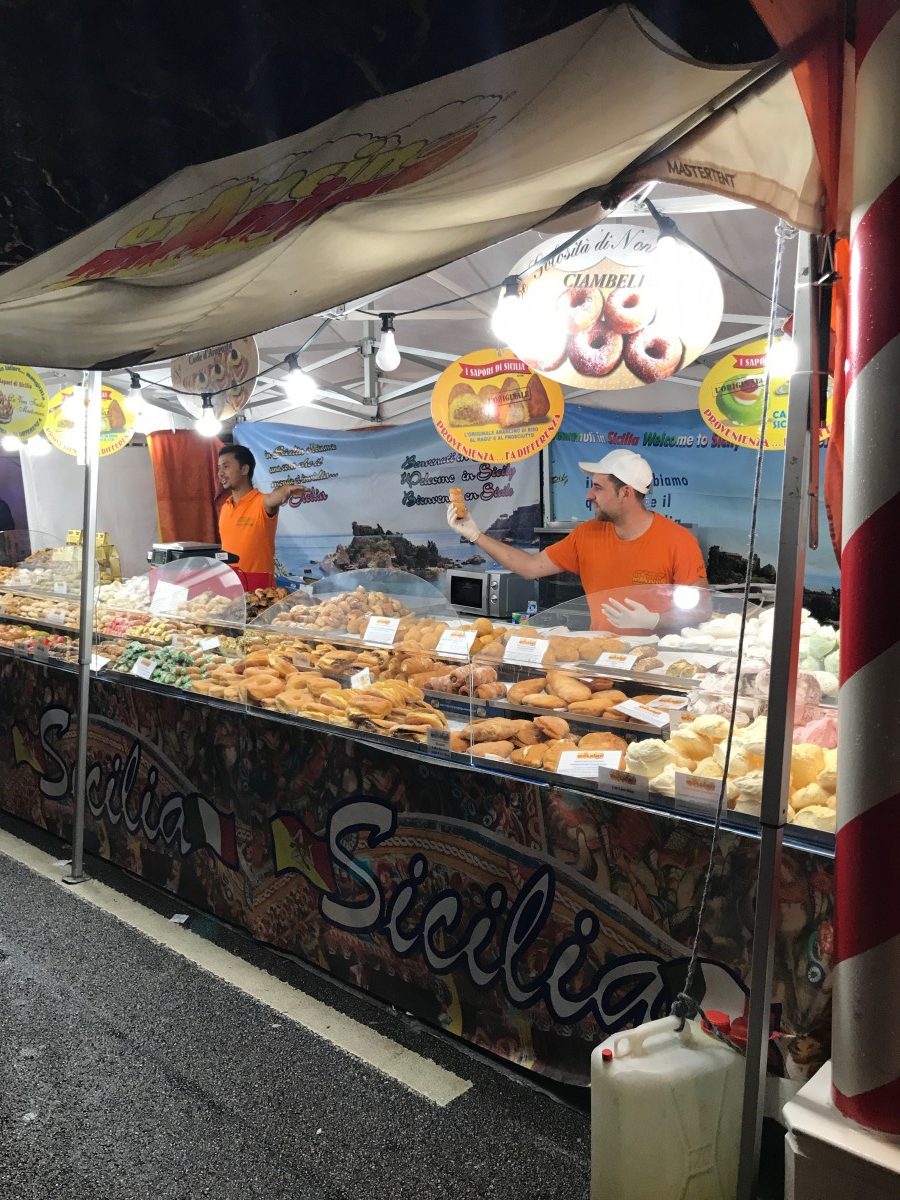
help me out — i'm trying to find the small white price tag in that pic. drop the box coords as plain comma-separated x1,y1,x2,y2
90,654,110,671
292,651,313,669
647,694,689,711
169,634,189,649
150,580,189,613
29,643,49,662
349,667,373,689
199,636,220,652
555,749,624,777
46,608,68,625
595,651,639,671
436,628,477,657
504,635,549,667
53,581,68,595
597,765,650,802
675,771,722,804
426,727,452,757
131,656,156,679
611,699,671,729
363,616,400,646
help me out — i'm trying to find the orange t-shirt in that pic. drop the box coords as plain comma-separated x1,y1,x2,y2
544,514,707,630
218,488,277,579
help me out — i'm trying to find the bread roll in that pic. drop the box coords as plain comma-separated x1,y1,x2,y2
578,731,627,751
448,486,467,520
507,677,547,703
527,692,567,709
546,671,592,703
470,740,516,759
533,715,570,739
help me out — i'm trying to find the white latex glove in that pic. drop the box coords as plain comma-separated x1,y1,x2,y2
600,597,661,631
446,502,481,543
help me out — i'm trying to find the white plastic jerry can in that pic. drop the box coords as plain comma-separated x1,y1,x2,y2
591,1016,743,1200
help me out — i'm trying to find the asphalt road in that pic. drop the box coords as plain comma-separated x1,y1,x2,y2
0,816,590,1200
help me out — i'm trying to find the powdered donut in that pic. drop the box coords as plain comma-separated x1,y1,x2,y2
623,328,683,382
557,286,604,334
569,318,624,378
604,288,655,335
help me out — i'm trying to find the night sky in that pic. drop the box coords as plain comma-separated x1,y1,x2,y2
1,1,773,271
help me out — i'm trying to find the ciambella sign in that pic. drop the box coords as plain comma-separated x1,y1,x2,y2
431,348,564,463
506,223,723,391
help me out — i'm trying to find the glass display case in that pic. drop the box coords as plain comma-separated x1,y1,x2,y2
0,529,96,666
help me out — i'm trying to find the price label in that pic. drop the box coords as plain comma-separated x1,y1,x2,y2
131,656,156,679
150,580,189,614
363,616,400,646
610,699,671,729
675,771,723,804
597,765,650,802
53,581,68,596
426,727,452,757
646,694,689,711
504,635,549,667
46,608,68,625
169,634,190,649
90,654,110,671
29,643,49,662
595,651,639,671
436,628,477,658
555,749,624,777
199,636,220,652
349,668,373,689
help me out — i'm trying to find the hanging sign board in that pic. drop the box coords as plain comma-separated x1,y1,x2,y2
505,223,723,392
0,364,49,441
431,348,564,463
170,336,259,420
45,385,135,457
698,337,833,451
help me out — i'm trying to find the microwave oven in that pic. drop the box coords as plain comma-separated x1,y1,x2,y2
443,569,537,619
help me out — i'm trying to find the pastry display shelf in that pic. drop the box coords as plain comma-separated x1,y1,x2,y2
484,696,663,737
0,609,81,638
0,582,84,603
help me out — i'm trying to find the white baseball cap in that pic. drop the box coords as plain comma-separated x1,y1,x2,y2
578,449,653,494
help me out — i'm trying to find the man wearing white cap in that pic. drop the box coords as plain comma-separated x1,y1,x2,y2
446,449,707,631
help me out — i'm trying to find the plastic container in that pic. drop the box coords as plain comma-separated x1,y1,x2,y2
591,1016,743,1200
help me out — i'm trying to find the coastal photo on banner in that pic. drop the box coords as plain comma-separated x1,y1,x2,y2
235,419,540,580
550,403,839,596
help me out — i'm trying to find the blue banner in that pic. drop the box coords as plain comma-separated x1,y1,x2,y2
235,418,540,580
549,404,838,591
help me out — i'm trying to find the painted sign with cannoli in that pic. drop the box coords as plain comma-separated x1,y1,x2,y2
0,364,49,442
431,348,564,463
170,335,259,420
505,223,723,391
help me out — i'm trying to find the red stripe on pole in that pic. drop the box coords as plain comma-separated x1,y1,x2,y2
839,492,900,682
855,0,900,68
844,176,900,394
834,792,900,963
834,1071,900,1133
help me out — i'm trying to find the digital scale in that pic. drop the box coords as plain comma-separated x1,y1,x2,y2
148,541,238,566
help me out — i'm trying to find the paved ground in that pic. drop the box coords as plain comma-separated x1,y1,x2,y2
0,812,590,1200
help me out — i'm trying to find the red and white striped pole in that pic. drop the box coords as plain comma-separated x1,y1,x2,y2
832,1,900,1133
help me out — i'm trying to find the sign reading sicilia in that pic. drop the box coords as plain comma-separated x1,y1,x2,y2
0,364,49,441
46,385,135,457
699,337,831,451
431,348,564,463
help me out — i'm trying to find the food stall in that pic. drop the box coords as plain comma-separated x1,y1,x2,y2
0,515,836,1086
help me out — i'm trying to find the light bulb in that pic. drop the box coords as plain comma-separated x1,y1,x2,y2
282,355,317,404
375,315,401,372
1,434,21,452
492,277,521,344
26,435,52,457
195,394,222,437
766,336,798,377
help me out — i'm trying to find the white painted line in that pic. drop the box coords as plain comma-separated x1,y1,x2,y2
0,827,472,1107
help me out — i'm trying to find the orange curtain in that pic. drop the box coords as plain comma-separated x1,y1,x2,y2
146,430,223,543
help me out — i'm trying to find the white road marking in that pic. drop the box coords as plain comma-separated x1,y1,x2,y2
0,827,472,1107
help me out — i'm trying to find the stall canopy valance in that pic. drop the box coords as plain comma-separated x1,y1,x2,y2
0,4,827,368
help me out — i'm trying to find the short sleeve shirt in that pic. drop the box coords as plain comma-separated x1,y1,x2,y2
544,514,706,630
218,488,277,579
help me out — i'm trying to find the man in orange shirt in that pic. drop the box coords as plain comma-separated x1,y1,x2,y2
217,444,304,587
446,449,708,631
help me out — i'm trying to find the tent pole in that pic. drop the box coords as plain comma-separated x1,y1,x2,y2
735,233,814,1199
64,370,101,885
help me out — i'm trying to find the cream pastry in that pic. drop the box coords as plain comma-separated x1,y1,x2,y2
625,738,675,779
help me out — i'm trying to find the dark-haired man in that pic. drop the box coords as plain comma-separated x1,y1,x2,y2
217,443,304,586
